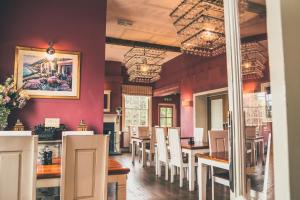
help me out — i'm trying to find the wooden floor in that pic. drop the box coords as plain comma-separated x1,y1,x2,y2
108,153,230,200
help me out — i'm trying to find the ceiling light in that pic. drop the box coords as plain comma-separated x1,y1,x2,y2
124,47,166,83
241,42,267,80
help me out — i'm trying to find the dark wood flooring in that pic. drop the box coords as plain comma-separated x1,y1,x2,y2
108,153,230,200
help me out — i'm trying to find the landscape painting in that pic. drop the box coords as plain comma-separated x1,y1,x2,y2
14,46,80,99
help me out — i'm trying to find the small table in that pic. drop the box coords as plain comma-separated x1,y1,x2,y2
196,152,229,200
37,158,130,200
181,141,209,191
131,136,151,167
246,136,264,165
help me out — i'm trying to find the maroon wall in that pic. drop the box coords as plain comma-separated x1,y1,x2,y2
152,94,181,127
0,0,107,133
104,61,123,114
155,54,228,136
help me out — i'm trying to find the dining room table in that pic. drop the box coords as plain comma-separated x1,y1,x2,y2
196,152,229,200
181,141,209,191
131,135,151,167
37,157,130,200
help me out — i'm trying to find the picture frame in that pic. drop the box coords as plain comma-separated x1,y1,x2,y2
14,46,81,99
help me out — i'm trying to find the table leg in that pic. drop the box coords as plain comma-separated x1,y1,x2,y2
198,162,207,200
141,142,147,167
131,140,135,165
188,151,195,191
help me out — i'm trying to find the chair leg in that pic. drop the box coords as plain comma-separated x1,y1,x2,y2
179,167,184,188
186,168,189,181
212,177,215,200
170,165,174,183
165,164,169,181
158,161,161,177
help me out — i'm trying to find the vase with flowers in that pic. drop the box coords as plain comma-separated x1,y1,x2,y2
0,76,30,130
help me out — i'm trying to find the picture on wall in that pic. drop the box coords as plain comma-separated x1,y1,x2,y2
14,46,81,99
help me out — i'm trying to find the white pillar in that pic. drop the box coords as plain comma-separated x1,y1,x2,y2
266,0,300,199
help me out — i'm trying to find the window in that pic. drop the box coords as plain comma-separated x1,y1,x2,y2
159,105,174,127
124,95,149,130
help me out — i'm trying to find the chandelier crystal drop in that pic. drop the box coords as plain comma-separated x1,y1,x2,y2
124,47,166,83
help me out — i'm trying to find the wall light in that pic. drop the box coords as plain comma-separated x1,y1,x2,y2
46,41,55,61
182,100,193,107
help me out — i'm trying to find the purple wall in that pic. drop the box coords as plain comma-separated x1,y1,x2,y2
0,0,107,133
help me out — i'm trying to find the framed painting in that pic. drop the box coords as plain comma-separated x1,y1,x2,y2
14,46,81,99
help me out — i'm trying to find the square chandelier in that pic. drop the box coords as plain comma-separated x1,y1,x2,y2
124,47,166,83
241,42,267,80
170,0,226,57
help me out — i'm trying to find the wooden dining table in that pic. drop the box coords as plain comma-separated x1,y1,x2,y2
196,152,229,200
131,135,151,167
37,158,130,200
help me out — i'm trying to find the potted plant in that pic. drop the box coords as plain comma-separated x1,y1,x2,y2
0,76,30,130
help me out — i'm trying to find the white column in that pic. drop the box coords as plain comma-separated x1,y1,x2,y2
266,0,300,199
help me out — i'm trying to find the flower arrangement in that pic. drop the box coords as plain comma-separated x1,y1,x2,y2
0,76,30,129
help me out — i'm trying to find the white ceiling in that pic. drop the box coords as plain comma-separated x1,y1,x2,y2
105,44,181,64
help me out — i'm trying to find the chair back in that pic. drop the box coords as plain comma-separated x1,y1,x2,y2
0,131,32,136
245,126,257,137
209,130,228,154
194,128,204,143
155,127,168,163
137,126,149,138
129,126,137,137
149,127,157,154
61,135,109,200
0,135,38,200
62,131,94,136
168,128,183,167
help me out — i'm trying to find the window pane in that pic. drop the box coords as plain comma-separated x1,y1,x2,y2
167,118,173,127
160,118,166,127
160,107,166,117
167,108,173,117
140,110,148,126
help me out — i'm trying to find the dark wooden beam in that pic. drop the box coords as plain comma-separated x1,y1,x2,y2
241,33,267,43
106,37,181,52
247,2,266,15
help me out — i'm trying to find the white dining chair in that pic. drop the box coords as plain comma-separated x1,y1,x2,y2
155,127,170,181
194,128,204,143
209,130,229,200
145,127,156,166
61,134,109,200
0,135,38,200
169,128,193,187
0,131,32,136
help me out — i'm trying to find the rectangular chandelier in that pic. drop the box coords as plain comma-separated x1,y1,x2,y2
170,0,226,57
124,47,166,83
242,42,267,80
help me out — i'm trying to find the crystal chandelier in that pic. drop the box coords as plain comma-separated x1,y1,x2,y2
124,47,166,83
170,0,226,57
241,42,267,80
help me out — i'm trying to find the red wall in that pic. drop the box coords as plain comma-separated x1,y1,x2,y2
155,54,228,136
104,61,123,114
0,0,107,133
